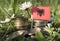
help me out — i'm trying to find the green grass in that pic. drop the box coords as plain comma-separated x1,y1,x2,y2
0,0,60,41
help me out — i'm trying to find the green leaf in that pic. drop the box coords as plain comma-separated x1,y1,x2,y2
35,31,45,41
13,0,18,14
0,7,11,17
44,28,53,35
50,0,58,13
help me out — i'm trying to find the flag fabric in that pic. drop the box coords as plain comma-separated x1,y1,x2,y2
31,6,50,21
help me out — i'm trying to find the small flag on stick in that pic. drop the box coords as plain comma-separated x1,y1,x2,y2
31,6,50,21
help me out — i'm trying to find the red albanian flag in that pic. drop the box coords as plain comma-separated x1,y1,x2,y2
31,6,50,21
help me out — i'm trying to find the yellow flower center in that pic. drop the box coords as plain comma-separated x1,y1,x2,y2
25,6,29,9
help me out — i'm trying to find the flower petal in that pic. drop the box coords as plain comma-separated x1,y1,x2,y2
19,1,32,10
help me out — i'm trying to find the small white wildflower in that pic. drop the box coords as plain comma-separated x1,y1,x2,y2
0,21,5,23
19,2,32,10
0,18,11,23
0,14,15,23
46,16,53,28
5,18,11,22
47,23,52,28
11,14,15,18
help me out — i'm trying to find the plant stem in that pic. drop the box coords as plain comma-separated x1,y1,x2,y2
26,9,33,31
31,20,33,30
26,9,31,18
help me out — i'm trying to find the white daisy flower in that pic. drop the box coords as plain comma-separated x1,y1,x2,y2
19,2,32,10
